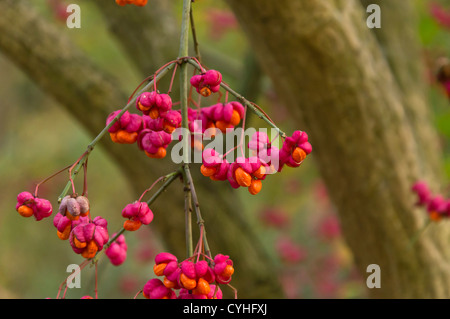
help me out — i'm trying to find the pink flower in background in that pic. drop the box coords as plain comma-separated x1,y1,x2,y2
276,237,307,264
317,215,341,241
279,269,306,299
430,2,450,29
205,9,238,40
315,279,340,299
259,208,290,229
47,0,70,23
119,275,140,295
135,245,155,263
314,180,330,204
284,178,302,194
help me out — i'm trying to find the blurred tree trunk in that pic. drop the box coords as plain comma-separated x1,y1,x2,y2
94,1,242,79
226,0,450,298
0,0,283,298
94,1,178,75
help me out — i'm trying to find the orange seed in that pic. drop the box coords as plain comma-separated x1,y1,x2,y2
17,205,34,218
65,211,80,221
230,110,241,126
57,225,71,240
153,263,167,276
235,167,252,187
123,219,142,231
110,132,119,143
200,87,212,97
145,147,167,159
292,147,306,163
192,278,210,295
253,165,266,179
180,273,197,290
137,101,151,112
149,107,159,119
248,179,262,195
80,209,90,217
74,236,87,249
215,120,231,133
222,264,235,277
163,277,177,289
116,130,138,144
200,165,217,177
81,241,98,259
163,123,176,134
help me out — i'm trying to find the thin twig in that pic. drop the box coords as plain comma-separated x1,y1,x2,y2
57,62,176,203
183,167,194,258
179,0,194,259
94,261,98,299
189,4,201,63
183,164,211,258
146,170,182,207
82,158,88,197
34,163,72,197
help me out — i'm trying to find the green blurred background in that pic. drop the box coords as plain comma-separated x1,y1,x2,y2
0,0,449,299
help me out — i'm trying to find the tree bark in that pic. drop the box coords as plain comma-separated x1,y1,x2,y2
0,0,283,298
226,0,450,298
94,1,178,75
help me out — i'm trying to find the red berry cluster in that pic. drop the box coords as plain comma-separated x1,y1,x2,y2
190,69,222,97
142,252,233,299
412,181,450,222
136,92,182,159
49,194,112,259
107,90,182,159
69,216,109,259
182,101,245,152
121,201,154,231
16,191,52,221
105,233,127,266
199,130,312,196
53,195,90,240
107,110,143,145
199,101,245,135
